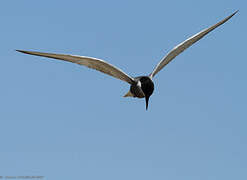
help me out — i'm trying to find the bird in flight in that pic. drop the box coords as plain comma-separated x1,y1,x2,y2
17,11,237,110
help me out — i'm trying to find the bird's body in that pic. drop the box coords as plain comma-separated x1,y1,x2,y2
17,11,238,110
126,76,154,98
124,76,154,109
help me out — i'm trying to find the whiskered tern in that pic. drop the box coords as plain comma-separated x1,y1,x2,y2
17,11,238,110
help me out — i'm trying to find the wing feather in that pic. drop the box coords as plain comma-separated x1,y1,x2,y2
16,50,134,84
150,11,238,78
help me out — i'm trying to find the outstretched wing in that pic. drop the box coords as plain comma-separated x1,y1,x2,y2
150,11,238,78
16,50,135,84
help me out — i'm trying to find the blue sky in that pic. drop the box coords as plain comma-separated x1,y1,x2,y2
0,0,246,179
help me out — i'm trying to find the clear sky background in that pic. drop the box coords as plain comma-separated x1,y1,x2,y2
0,0,246,179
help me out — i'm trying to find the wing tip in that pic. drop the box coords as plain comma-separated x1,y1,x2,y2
16,49,29,54
230,10,239,18
233,10,239,15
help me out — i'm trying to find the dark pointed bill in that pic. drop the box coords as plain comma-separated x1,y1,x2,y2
145,96,150,110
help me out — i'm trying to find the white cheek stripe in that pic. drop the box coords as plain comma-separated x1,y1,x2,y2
137,81,141,88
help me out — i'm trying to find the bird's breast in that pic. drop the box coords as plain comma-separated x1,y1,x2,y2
130,82,145,98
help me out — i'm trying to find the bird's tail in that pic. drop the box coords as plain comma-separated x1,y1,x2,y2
123,90,134,97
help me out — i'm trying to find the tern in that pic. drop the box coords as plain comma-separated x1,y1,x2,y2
17,11,237,110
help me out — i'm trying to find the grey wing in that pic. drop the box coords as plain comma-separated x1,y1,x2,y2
16,50,135,84
150,11,238,78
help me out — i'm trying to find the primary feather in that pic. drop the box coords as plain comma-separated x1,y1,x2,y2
150,10,238,78
16,50,134,84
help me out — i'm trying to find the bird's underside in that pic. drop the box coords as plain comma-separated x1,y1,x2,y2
16,11,238,110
